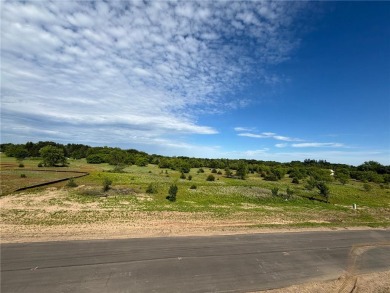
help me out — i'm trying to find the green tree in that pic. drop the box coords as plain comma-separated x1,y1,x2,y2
317,182,330,202
236,160,248,180
108,150,127,166
39,145,67,167
166,184,178,202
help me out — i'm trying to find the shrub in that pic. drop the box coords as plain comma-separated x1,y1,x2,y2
211,168,217,173
180,172,186,179
271,187,279,197
217,170,222,175
197,168,205,173
66,178,78,187
188,175,192,181
190,184,197,189
206,174,215,181
18,163,24,168
20,174,27,178
109,165,125,173
305,177,317,190
363,183,372,192
317,182,330,202
166,184,178,202
286,187,294,197
102,178,112,192
38,162,43,167
264,173,279,181
146,182,159,194
292,177,300,184
86,154,105,164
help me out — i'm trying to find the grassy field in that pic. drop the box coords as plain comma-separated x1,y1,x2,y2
1,154,389,242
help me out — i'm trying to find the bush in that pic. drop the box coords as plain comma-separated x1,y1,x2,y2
86,154,105,164
18,163,24,168
286,187,294,197
211,168,217,173
20,174,26,178
146,182,158,194
305,177,317,190
188,175,192,181
363,183,372,192
190,184,197,189
271,187,279,197
66,178,78,187
317,182,330,202
38,162,43,167
197,168,205,173
102,178,112,192
180,172,186,179
206,174,215,181
292,177,300,184
109,165,125,173
166,184,178,202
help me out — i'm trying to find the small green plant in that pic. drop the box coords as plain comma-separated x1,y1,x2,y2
271,187,279,197
20,174,27,178
363,183,372,192
146,182,158,194
38,162,43,167
190,184,197,189
197,168,204,173
166,184,178,202
180,172,186,179
18,163,24,168
211,168,217,173
286,187,294,197
103,178,112,192
206,174,215,181
188,175,192,180
66,178,78,187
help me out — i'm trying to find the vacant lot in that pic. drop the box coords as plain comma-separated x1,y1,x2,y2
1,155,389,242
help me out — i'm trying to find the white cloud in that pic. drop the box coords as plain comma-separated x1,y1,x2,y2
1,1,307,149
237,131,302,142
292,142,345,148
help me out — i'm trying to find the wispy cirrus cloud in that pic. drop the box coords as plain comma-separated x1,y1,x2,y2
237,131,303,142
291,142,346,148
235,127,348,149
1,1,307,149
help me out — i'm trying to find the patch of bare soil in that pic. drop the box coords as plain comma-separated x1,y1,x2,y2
257,270,390,293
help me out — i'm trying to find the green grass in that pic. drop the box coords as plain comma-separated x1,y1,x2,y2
1,153,389,228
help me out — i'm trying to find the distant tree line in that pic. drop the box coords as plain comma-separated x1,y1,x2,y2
1,141,389,183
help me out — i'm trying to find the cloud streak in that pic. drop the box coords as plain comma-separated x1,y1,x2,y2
1,1,307,148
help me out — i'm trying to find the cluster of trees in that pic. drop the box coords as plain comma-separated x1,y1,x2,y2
1,142,389,184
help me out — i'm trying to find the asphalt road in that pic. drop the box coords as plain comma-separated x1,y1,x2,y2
1,230,390,292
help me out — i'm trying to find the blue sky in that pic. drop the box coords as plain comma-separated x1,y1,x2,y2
1,1,389,165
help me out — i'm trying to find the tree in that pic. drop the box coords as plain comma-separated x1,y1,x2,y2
236,160,248,179
317,182,330,202
108,150,127,166
39,145,67,167
166,184,178,202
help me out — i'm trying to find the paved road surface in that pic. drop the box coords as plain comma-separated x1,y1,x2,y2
1,230,390,292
